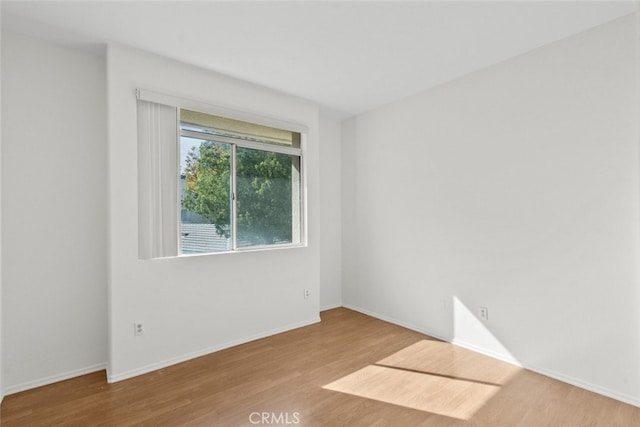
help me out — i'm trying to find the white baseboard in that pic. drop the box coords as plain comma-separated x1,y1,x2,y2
3,363,107,397
5,306,639,409
342,303,640,409
527,364,640,408
342,303,450,343
320,302,343,312
107,316,321,383
451,338,522,367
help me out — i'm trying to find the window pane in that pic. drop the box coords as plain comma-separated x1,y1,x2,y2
236,147,301,248
180,137,232,254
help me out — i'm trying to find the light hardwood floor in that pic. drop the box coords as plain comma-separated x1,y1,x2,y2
1,308,639,426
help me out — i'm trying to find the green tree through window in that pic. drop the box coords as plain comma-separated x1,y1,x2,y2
182,140,232,239
182,140,297,249
236,147,293,246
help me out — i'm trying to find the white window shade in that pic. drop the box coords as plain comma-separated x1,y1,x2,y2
137,100,179,259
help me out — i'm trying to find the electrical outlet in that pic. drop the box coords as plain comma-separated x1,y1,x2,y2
479,307,489,321
304,289,310,299
134,322,145,336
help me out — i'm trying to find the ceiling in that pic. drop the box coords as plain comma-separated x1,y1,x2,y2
2,1,636,116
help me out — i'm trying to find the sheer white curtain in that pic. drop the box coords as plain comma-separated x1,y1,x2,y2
137,100,179,259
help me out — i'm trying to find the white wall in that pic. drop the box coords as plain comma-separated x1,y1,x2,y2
342,15,640,406
106,44,321,381
319,109,343,310
1,31,108,393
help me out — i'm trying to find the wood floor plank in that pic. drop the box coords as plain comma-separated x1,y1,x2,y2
1,308,638,426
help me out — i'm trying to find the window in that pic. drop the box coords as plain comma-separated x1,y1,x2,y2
137,91,306,258
179,110,302,254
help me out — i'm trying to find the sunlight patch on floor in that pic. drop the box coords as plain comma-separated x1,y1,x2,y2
324,364,500,420
323,339,520,420
378,339,519,386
